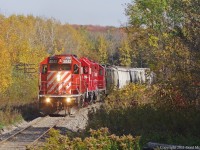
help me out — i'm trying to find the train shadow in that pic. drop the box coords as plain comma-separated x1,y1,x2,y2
1,101,76,121
14,101,41,121
0,100,41,122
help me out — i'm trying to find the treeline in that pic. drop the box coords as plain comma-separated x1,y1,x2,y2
0,14,127,127
0,14,127,100
125,0,200,106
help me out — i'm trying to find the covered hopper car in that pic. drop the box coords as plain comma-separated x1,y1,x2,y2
105,66,154,92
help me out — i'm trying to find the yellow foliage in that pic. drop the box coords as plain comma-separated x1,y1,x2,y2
148,34,159,48
0,39,12,93
119,39,132,67
97,35,108,64
105,84,155,110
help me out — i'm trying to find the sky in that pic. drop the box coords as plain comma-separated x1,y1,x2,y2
0,0,132,27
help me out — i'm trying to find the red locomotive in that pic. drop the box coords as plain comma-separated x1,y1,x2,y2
38,54,106,114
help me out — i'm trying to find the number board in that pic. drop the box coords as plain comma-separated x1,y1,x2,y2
49,57,58,64
63,57,72,64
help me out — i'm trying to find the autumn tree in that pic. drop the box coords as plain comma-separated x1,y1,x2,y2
0,39,12,94
119,39,132,67
97,35,109,64
126,0,200,106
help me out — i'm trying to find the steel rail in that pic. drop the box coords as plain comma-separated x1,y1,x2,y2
27,110,79,149
26,117,65,149
0,116,49,145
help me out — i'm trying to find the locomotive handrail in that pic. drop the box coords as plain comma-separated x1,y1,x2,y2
72,78,80,94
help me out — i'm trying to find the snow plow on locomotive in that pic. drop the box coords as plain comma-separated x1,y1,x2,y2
38,55,106,115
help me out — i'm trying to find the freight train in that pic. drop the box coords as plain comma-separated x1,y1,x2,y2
38,54,154,115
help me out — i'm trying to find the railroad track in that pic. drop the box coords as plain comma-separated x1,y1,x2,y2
0,115,67,150
0,103,101,150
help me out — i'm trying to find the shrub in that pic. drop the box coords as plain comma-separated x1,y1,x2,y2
0,105,22,129
42,128,140,150
105,84,155,111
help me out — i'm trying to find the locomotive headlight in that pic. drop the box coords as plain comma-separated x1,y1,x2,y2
46,98,51,103
57,73,61,82
66,97,71,103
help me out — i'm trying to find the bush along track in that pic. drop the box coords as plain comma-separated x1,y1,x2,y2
86,84,200,147
42,128,140,150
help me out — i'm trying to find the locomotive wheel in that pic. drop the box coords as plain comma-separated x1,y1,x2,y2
92,93,97,104
89,94,94,105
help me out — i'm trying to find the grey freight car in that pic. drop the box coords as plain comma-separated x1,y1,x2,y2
106,66,131,89
106,66,154,92
115,66,131,88
105,66,119,90
129,68,153,84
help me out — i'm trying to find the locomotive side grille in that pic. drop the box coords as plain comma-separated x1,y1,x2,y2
47,71,71,94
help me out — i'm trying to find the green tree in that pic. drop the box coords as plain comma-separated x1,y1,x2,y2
126,0,200,106
97,35,108,64
119,39,132,67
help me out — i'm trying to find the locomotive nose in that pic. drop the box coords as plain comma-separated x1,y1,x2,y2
47,71,72,95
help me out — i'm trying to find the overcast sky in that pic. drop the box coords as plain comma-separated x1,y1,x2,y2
0,0,131,27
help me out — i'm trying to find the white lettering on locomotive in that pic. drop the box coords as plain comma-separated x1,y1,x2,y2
49,59,58,63
63,56,72,64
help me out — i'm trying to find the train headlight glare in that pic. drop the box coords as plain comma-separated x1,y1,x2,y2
46,98,51,103
57,73,61,82
66,97,71,103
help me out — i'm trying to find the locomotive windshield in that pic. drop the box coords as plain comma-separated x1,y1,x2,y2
50,64,71,71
